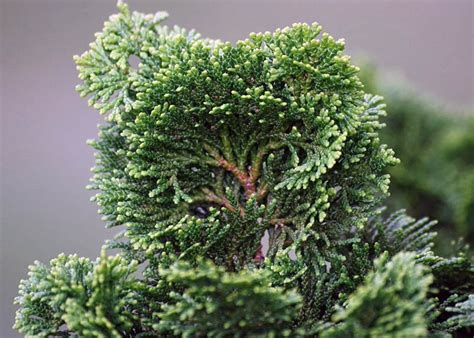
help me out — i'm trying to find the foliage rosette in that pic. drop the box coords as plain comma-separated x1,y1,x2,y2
77,1,397,270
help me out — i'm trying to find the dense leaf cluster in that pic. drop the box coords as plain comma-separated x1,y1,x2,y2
14,2,473,337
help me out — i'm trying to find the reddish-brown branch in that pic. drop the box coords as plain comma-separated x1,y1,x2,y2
249,141,284,197
205,143,256,198
256,184,269,201
202,187,245,216
204,141,285,200
202,188,235,212
217,157,260,199
269,218,286,225
217,158,256,196
254,244,264,264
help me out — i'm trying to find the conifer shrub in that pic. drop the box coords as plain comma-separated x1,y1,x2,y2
14,2,473,337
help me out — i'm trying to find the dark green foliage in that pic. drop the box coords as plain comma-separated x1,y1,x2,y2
444,295,474,331
322,252,432,338
14,251,138,337
79,3,397,272
359,63,474,253
14,256,92,337
14,2,473,337
157,259,301,336
366,208,438,254
366,209,474,331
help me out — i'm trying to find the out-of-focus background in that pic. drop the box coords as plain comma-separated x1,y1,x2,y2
1,0,472,336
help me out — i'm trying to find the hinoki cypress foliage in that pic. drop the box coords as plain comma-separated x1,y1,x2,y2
14,2,473,337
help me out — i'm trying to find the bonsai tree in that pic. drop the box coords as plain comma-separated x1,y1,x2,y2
14,2,473,337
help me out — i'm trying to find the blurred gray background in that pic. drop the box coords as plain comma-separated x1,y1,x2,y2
1,0,472,336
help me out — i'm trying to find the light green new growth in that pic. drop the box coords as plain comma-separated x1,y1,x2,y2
158,259,301,336
14,2,473,337
323,252,432,337
14,251,138,337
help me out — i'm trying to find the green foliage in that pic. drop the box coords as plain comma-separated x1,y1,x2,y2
323,252,432,338
444,295,474,331
359,62,474,253
367,208,438,255
366,210,474,335
157,259,301,336
60,252,140,337
14,254,94,337
14,251,139,338
14,2,473,337
79,2,397,272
